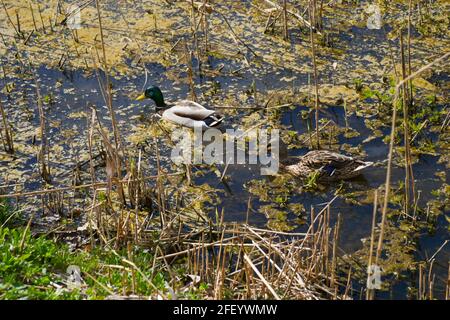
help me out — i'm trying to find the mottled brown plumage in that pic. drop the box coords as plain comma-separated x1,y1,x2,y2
281,150,373,182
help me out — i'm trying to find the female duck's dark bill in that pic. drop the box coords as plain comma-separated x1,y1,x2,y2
136,93,146,101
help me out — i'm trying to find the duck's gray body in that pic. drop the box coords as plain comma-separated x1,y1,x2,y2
137,86,223,130
161,100,222,129
281,150,373,182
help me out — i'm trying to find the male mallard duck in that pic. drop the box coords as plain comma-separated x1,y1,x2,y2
136,86,223,129
280,150,373,182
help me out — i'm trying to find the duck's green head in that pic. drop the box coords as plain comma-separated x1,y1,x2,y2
136,86,166,108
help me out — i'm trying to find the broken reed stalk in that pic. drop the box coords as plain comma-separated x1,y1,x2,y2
263,10,276,34
154,138,166,229
213,228,225,299
15,10,20,34
427,260,434,300
418,263,423,299
34,75,51,183
134,148,142,243
311,0,316,28
85,111,98,249
417,1,422,24
38,4,46,34
48,17,54,32
318,0,324,30
91,49,108,103
218,228,228,299
343,99,349,134
87,108,97,184
446,262,450,300
330,213,340,294
245,196,251,224
366,189,378,300
308,0,320,149
343,266,352,299
202,0,209,52
377,51,449,269
321,207,330,276
0,98,14,154
95,0,119,150
282,0,288,41
400,31,414,215
184,40,197,101
151,8,157,32
190,0,201,73
0,32,7,46
407,0,413,106
95,0,126,204
23,30,33,45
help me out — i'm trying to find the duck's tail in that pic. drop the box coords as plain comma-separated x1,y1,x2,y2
353,161,374,172
204,114,224,128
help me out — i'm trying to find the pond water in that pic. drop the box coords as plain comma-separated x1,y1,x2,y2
0,0,448,300
0,62,447,299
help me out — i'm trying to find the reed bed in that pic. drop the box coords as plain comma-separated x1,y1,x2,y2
1,178,349,299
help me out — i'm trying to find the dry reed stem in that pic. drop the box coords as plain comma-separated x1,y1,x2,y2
377,51,449,273
0,98,14,153
202,0,209,52
407,0,413,105
15,10,20,34
33,75,51,183
282,0,288,40
38,4,46,34
330,213,340,293
95,0,126,204
366,189,378,300
400,31,413,215
244,253,281,300
190,0,201,73
446,263,449,300
308,0,320,149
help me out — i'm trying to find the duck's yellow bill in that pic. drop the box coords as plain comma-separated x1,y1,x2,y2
136,93,146,101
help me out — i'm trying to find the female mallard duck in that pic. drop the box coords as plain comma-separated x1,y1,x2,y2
281,150,373,182
136,86,223,129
